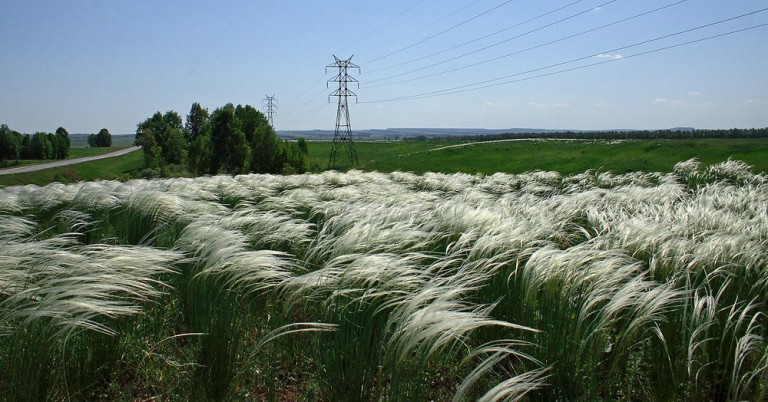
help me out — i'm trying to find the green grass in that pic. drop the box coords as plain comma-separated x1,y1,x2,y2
0,146,131,170
3,138,768,188
309,138,768,175
0,149,143,187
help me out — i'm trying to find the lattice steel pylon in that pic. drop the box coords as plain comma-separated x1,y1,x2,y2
327,55,360,169
263,95,277,127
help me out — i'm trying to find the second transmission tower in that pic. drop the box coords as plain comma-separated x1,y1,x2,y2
327,55,360,169
263,95,277,127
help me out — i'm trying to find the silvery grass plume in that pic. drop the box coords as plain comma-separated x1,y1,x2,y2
383,257,544,400
174,217,303,400
174,218,299,296
1,234,180,337
514,245,681,399
705,158,765,185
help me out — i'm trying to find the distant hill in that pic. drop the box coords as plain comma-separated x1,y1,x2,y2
277,127,641,140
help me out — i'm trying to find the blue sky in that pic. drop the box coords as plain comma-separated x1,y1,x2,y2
1,0,767,134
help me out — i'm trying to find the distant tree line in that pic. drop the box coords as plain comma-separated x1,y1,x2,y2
0,124,72,166
413,127,768,142
135,102,308,176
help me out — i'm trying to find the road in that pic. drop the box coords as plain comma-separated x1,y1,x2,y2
0,146,141,176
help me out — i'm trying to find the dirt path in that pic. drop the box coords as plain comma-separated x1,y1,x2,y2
0,146,141,176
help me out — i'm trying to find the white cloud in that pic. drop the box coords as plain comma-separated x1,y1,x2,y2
746,99,767,105
596,53,624,60
689,91,701,96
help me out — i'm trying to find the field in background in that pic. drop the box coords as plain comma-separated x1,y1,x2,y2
1,138,766,187
309,138,768,175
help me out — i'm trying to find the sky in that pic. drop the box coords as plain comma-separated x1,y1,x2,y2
1,0,767,134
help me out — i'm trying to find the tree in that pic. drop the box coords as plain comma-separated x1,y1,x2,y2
209,104,249,174
164,127,187,166
55,127,71,159
235,104,281,173
89,128,112,147
135,127,161,168
30,132,53,159
47,133,59,159
297,137,308,155
20,134,31,159
97,128,112,147
185,103,209,143
185,103,210,173
0,124,22,166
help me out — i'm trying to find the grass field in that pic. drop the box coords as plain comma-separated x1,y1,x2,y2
0,146,130,170
1,138,766,187
0,148,143,186
1,160,766,400
310,138,768,175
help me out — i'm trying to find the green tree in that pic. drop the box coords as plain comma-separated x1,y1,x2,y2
47,133,59,159
0,124,22,166
30,132,53,159
236,104,280,173
135,127,162,168
89,128,112,147
97,128,112,147
20,134,31,159
164,127,187,166
137,111,186,169
185,103,209,143
185,103,210,173
210,104,249,174
297,137,308,155
55,127,71,159
281,140,308,174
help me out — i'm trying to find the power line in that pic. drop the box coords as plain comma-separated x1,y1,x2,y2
363,0,518,65
342,0,426,54
360,17,768,103
365,0,590,75
367,0,687,89
357,0,485,65
366,0,620,85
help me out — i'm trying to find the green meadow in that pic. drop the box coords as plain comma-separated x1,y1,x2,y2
312,137,768,174
2,138,767,187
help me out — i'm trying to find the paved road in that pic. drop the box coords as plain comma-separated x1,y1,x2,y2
0,146,141,176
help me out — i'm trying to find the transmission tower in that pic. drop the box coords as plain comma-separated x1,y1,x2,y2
263,95,277,127
327,55,360,169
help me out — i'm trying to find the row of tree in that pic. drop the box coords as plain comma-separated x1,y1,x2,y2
0,125,71,166
135,102,308,176
418,127,768,142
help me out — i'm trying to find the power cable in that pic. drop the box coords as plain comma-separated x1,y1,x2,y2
367,0,687,88
360,14,768,103
367,0,620,85
365,0,589,75
357,0,485,65
363,0,518,65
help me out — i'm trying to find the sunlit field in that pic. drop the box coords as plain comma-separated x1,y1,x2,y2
1,158,767,400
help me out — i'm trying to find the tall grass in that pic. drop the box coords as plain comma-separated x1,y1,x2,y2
1,158,766,400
